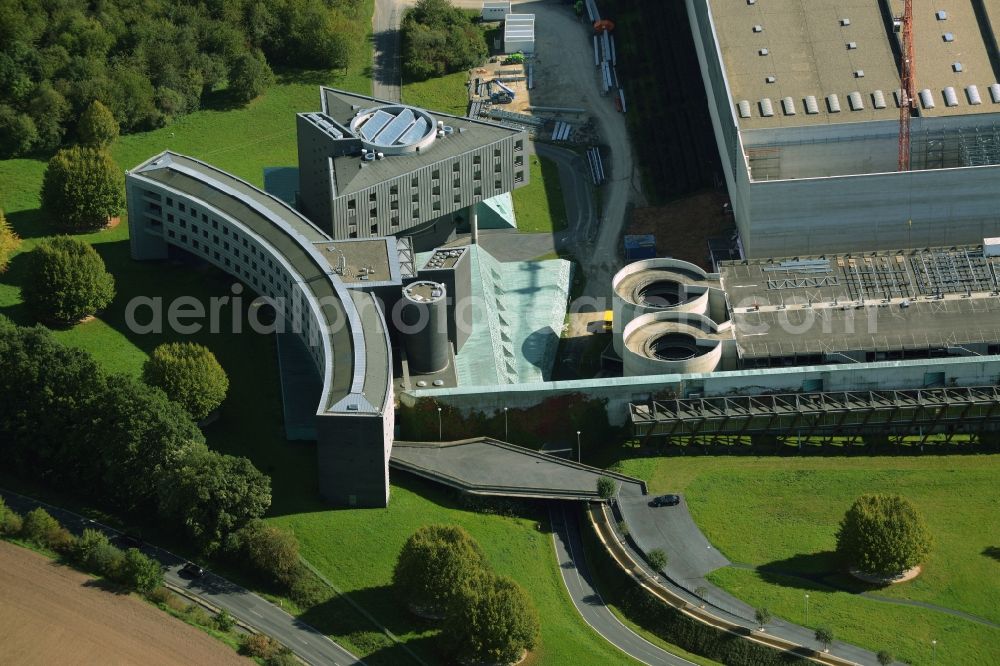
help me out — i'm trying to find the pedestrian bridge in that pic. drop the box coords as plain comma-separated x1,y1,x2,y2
389,438,645,501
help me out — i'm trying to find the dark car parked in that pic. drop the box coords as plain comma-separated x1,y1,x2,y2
180,562,205,579
648,494,681,507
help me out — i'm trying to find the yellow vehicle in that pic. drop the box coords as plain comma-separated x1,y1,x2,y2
601,310,612,333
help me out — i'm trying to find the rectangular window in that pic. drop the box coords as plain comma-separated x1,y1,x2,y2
494,179,501,190
167,230,176,238
515,170,524,183
192,224,198,234
203,230,208,239
494,163,503,173
390,201,399,210
166,197,174,207
211,218,217,229
433,202,441,211
370,223,378,233
493,148,501,157
454,194,461,204
190,207,197,217
390,185,398,195
370,207,378,217
391,216,400,226
432,186,440,195
192,240,199,249
368,192,377,202
223,226,229,236
411,177,418,187
179,203,186,213
181,234,187,243
203,213,209,223
412,193,419,203
515,139,523,152
453,177,461,188
514,156,523,167
214,251,220,261
473,155,481,165
432,169,440,179
453,163,460,172
225,258,231,267
213,235,219,244
348,199,357,210
168,214,175,223
224,242,230,251
474,186,482,196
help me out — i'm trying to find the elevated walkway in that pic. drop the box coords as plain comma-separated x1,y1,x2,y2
389,437,645,500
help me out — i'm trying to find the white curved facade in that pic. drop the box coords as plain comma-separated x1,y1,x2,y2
127,151,394,507
622,311,731,376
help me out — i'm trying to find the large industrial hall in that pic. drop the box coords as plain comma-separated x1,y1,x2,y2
686,0,1000,256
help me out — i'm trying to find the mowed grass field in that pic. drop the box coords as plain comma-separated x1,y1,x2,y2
513,155,568,234
617,455,1000,665
401,70,471,117
0,7,637,662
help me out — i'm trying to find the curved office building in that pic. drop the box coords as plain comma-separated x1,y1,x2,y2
127,151,394,507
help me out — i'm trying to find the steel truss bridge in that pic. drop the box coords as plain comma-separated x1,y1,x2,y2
630,385,1000,443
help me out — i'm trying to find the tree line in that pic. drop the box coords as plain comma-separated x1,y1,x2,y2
401,0,488,81
0,315,269,552
0,0,364,157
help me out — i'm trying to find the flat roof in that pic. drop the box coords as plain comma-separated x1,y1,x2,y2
319,88,522,195
313,237,399,286
719,245,1000,360
132,152,390,414
708,0,1000,129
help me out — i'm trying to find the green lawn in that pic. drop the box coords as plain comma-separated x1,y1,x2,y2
616,455,1000,665
401,70,470,117
513,155,568,234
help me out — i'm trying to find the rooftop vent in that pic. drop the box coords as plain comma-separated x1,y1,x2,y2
936,10,947,20
781,97,796,115
943,32,954,42
854,69,865,78
943,86,959,107
919,89,936,109
759,48,769,56
848,91,864,110
759,98,774,117
747,0,755,5
953,62,963,72
873,89,887,108
847,41,857,49
765,75,776,83
804,95,819,114
840,18,851,26
752,24,763,33
967,85,982,105
737,100,752,118
827,94,842,113
990,84,1000,103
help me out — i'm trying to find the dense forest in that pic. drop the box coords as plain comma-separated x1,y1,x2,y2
401,0,487,80
0,0,364,157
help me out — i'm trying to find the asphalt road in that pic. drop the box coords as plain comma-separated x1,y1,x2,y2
372,0,404,102
549,503,699,666
0,489,362,666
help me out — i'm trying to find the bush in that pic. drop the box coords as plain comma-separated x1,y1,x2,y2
229,519,300,587
836,494,933,577
646,548,667,571
183,603,212,627
73,529,126,578
40,146,125,232
597,476,616,499
148,586,173,605
214,608,236,632
876,650,894,666
21,508,68,549
0,498,23,535
21,236,115,324
241,633,283,660
143,342,229,421
0,210,21,273
117,548,164,594
755,607,772,630
815,626,834,651
287,565,330,607
441,574,539,664
266,650,299,666
393,524,488,617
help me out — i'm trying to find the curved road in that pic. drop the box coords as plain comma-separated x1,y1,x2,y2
0,489,362,666
550,503,698,666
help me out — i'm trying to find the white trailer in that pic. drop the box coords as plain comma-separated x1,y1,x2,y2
482,1,510,22
504,13,535,54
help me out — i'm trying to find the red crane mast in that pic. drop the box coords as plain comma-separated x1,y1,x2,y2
898,0,915,171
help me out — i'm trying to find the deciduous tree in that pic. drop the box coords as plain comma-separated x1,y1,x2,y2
21,236,115,324
0,210,21,272
836,494,932,577
143,342,229,421
228,51,274,103
77,100,119,147
442,573,539,664
40,146,125,232
393,524,488,617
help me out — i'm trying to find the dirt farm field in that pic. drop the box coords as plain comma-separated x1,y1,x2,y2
0,541,247,666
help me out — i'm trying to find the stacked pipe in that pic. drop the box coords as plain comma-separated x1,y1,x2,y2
586,147,605,185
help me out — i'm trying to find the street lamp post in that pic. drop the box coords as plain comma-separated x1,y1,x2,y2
932,640,937,663
804,593,809,625
504,407,508,441
576,431,581,463
437,407,442,441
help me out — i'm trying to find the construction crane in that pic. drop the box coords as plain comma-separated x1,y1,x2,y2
898,0,915,171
